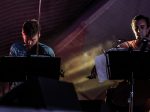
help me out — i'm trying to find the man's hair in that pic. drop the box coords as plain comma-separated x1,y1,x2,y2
22,19,40,38
131,15,150,27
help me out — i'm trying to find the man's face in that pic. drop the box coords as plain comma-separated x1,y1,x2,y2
132,19,149,39
22,32,39,49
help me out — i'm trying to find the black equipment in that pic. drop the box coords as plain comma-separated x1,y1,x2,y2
0,77,81,111
106,50,150,80
0,56,61,81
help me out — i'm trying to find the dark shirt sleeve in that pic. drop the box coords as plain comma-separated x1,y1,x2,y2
9,44,17,56
46,47,55,57
40,43,55,57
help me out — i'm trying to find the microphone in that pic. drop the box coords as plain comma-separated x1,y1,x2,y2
140,38,148,51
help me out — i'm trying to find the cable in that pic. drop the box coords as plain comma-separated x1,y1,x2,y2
36,0,42,55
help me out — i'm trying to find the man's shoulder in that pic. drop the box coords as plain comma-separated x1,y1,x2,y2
39,43,49,47
125,39,137,44
39,43,52,50
11,41,24,48
39,43,55,57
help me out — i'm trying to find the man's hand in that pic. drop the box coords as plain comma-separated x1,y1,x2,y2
101,80,124,89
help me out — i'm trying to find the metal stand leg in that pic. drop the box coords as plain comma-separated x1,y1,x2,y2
128,73,134,112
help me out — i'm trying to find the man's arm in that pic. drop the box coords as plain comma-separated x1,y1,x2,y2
9,44,17,56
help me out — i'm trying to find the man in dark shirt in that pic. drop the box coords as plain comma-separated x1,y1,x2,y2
0,19,55,96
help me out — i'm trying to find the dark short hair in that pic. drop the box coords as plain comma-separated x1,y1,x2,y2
131,15,150,27
22,19,40,38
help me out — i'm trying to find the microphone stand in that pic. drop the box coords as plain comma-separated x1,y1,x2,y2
128,72,134,112
126,45,134,112
128,37,148,112
36,0,42,56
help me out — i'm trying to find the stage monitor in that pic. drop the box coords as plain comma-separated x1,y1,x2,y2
0,56,61,81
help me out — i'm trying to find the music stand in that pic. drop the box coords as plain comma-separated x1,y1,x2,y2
106,50,150,112
106,50,150,80
0,56,61,81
